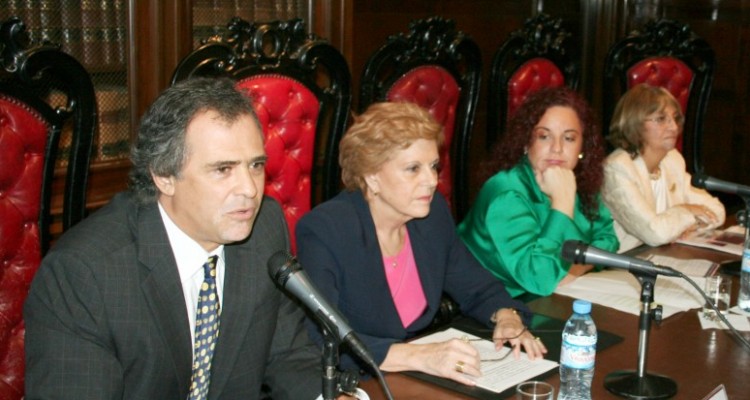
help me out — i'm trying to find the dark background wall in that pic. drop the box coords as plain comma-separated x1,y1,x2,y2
345,0,750,210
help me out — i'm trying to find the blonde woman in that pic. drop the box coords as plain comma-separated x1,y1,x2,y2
296,102,546,386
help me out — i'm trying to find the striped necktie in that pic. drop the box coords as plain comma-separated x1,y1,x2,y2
188,255,220,400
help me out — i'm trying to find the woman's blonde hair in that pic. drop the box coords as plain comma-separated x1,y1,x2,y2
339,102,444,192
607,83,683,156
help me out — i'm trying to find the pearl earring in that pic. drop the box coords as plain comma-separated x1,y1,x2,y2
578,153,584,159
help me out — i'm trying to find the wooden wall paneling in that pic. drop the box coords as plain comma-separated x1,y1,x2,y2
130,0,193,125
312,0,353,60
662,0,750,189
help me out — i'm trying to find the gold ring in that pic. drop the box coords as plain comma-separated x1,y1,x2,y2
534,336,542,342
455,361,464,373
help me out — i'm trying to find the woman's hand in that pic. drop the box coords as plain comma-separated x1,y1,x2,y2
382,340,482,386
535,166,577,218
558,263,593,288
679,204,719,228
491,309,548,361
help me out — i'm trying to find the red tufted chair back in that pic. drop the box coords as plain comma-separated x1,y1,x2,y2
171,18,351,252
488,13,579,150
386,66,459,210
237,76,319,250
603,19,715,173
0,18,96,399
626,58,692,152
359,17,480,222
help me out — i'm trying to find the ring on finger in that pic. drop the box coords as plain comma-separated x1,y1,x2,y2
455,360,464,373
534,336,541,342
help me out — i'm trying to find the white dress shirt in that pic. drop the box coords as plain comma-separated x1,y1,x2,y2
158,203,225,345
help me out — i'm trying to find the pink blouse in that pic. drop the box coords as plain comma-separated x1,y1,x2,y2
382,231,427,328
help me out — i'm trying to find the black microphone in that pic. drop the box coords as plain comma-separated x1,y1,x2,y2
692,173,750,198
561,241,681,277
267,251,377,369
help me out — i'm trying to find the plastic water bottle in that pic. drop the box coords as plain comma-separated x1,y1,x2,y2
739,233,750,311
559,299,596,400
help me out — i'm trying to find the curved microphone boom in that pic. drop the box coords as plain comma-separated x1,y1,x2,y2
267,251,378,370
561,241,681,277
692,173,750,198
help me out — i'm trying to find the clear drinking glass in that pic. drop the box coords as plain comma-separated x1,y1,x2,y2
516,381,554,400
702,274,732,320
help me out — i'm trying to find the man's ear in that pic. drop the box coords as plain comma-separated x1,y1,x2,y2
152,173,176,197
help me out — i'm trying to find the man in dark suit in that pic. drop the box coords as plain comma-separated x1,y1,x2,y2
24,78,322,399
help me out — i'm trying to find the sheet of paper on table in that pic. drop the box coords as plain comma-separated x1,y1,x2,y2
410,327,558,394
700,384,728,400
554,269,705,318
675,226,744,256
697,311,750,331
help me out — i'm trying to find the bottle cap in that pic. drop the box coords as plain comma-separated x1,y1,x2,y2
573,299,592,314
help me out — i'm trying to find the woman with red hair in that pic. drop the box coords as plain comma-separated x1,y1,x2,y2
458,87,619,298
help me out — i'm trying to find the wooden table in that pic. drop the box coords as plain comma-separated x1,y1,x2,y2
360,243,750,399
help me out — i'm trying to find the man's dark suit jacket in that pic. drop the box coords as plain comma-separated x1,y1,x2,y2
295,190,529,372
24,193,321,400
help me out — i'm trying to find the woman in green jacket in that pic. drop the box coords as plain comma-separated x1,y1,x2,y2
458,87,619,297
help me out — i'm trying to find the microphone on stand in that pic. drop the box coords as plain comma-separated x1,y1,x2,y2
267,251,395,400
560,241,678,399
267,251,376,368
561,241,681,277
691,173,750,197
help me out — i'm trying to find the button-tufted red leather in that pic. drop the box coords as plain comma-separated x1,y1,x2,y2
0,18,96,398
507,58,565,117
386,66,459,208
628,57,693,151
0,95,49,399
171,19,352,252
358,17,480,221
627,57,692,113
237,76,320,252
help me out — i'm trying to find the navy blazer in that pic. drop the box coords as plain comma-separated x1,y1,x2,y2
296,190,529,371
25,193,321,400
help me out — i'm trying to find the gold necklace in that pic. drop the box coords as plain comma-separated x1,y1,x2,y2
379,229,404,267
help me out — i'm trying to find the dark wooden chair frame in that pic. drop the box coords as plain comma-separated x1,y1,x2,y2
1,17,96,253
359,16,481,222
171,18,352,204
0,17,96,399
487,13,579,150
603,18,715,173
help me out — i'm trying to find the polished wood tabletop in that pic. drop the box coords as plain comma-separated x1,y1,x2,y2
360,243,750,399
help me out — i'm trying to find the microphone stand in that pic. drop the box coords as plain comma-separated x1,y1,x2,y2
604,271,677,399
321,328,358,400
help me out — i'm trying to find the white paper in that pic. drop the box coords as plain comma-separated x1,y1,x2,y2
729,305,750,316
697,311,750,331
700,384,729,400
554,270,705,318
675,227,744,256
410,328,558,393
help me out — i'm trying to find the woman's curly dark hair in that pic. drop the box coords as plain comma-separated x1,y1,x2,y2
483,87,606,221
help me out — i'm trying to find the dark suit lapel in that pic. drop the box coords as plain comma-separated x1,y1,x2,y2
136,204,193,399
208,241,258,398
350,192,407,333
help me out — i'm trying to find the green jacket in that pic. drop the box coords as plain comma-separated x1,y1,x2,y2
458,158,619,297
